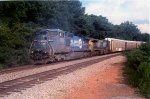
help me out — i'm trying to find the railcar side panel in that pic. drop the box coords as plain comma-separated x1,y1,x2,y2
108,39,126,52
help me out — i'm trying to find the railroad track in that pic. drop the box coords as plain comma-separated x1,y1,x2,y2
0,53,121,97
0,59,69,75
0,52,122,75
0,56,100,75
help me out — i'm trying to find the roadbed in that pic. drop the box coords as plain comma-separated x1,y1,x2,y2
1,55,145,99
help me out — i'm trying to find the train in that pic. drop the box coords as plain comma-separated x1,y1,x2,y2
29,29,143,64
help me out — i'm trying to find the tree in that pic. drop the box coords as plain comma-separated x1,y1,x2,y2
109,21,142,40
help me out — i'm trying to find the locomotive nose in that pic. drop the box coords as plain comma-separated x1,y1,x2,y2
30,50,49,60
30,41,53,60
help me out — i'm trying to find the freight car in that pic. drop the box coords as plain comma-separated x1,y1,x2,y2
105,38,143,52
30,29,142,64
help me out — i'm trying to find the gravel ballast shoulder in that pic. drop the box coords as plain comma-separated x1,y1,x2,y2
1,55,132,99
0,53,120,83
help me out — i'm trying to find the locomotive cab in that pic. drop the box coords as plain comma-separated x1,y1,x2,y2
30,29,53,62
30,41,53,61
30,29,70,63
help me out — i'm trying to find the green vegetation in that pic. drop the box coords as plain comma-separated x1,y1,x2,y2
0,1,85,68
0,1,149,68
125,43,150,98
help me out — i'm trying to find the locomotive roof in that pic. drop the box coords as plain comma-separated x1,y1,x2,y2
36,29,65,33
46,29,65,32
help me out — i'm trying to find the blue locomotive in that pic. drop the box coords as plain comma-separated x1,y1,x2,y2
30,29,110,64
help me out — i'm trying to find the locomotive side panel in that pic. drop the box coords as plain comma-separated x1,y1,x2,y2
47,29,71,54
50,36,71,54
70,36,90,52
88,39,110,55
88,39,98,51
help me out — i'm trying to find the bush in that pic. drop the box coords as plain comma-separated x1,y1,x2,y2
125,43,150,98
138,62,150,97
126,49,148,70
139,43,150,56
0,23,36,68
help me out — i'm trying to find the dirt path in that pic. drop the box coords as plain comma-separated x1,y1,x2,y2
62,62,145,99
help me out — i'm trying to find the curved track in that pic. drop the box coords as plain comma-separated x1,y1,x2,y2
0,53,121,97
0,52,121,75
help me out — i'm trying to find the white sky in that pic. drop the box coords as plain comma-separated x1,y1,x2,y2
80,0,150,34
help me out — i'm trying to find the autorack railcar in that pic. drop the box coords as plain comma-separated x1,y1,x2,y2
105,38,143,52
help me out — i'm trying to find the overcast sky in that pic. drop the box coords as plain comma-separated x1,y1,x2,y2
80,0,150,33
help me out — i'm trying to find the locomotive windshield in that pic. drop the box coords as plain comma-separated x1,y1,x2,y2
34,31,48,40
31,41,49,50
34,30,61,41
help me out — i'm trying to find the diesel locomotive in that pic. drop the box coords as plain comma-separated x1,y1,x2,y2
29,29,142,64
